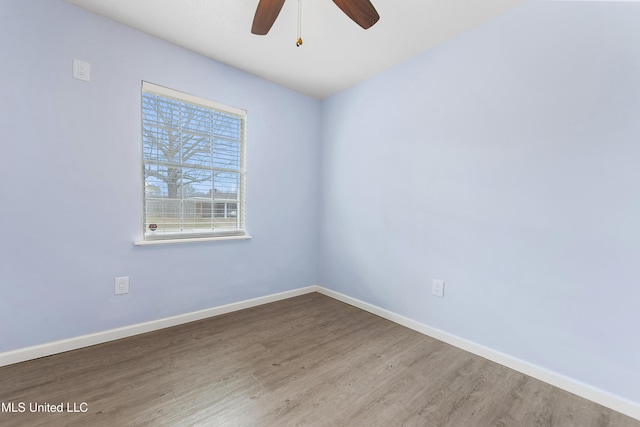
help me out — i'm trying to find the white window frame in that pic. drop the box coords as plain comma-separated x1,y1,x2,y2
137,81,248,245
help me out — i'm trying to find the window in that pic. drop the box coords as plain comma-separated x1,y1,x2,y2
141,82,247,242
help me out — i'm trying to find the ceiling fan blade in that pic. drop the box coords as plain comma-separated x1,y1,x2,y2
332,0,380,29
251,0,287,35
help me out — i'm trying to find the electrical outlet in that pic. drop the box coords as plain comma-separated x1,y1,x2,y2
115,277,129,295
73,59,91,82
432,279,445,298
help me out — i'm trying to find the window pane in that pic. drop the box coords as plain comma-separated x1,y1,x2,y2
213,112,242,140
181,168,212,198
182,199,213,232
145,198,182,233
145,165,172,197
143,95,182,164
213,172,240,197
180,104,214,168
213,139,240,170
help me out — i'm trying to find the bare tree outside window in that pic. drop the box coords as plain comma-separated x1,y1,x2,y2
141,82,246,240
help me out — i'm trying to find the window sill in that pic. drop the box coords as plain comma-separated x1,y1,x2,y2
134,234,252,246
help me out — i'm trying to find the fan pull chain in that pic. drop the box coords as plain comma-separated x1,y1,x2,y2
296,0,303,46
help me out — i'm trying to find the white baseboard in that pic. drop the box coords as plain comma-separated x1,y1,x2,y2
0,286,319,368
2,284,638,421
314,286,640,422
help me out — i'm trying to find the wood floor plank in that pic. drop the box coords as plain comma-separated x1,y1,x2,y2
0,292,638,427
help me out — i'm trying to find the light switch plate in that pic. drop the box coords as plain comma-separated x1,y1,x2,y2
115,276,129,295
432,279,445,298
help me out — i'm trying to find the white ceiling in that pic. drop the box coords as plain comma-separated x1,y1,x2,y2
65,0,526,99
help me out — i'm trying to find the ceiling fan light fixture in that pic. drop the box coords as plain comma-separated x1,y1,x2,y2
251,0,379,37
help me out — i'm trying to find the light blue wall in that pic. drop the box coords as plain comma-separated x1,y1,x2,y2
320,1,640,404
3,0,640,409
0,0,321,351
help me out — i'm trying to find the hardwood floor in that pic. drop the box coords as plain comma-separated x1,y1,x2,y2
1,292,638,427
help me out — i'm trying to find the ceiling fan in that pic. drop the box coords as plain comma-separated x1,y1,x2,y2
251,0,380,36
